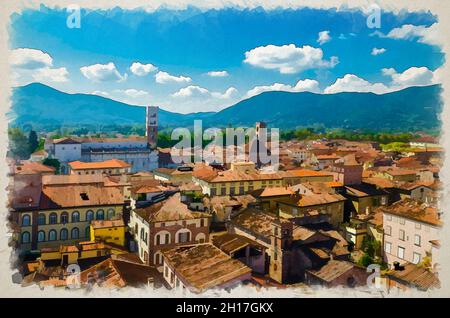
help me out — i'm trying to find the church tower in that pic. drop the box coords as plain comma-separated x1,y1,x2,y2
146,106,158,149
269,218,293,283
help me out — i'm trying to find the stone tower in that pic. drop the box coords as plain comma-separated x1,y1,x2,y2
146,106,158,149
269,218,293,284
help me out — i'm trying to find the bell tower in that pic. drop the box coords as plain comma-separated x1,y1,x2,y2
146,106,158,149
269,218,293,283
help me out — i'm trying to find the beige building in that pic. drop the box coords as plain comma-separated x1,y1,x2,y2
382,199,441,267
129,193,210,266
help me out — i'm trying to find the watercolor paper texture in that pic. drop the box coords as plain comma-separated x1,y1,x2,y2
0,0,449,297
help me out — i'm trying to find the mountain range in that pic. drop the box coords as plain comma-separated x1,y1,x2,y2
9,82,442,132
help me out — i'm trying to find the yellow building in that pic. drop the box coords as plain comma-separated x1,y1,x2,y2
281,169,334,186
90,219,126,246
344,184,389,215
276,192,346,227
193,162,284,196
12,175,127,253
40,242,112,264
374,168,417,182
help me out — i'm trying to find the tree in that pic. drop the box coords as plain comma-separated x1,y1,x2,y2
8,128,30,159
28,130,39,154
42,158,61,174
358,254,374,267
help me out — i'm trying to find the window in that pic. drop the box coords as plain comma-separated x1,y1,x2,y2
71,227,79,239
385,242,392,254
49,230,57,241
399,229,405,241
37,231,45,242
397,246,405,259
141,228,145,240
165,233,170,244
413,252,421,264
22,215,31,226
385,225,392,236
49,213,57,224
60,228,68,241
61,212,69,224
96,209,105,220
399,218,405,225
155,254,162,265
72,211,80,223
386,214,392,221
414,234,421,247
178,232,190,243
415,223,422,230
21,232,30,244
86,210,94,222
107,209,115,220
85,227,90,238
38,214,46,225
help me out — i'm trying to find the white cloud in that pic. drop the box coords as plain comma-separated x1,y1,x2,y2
130,62,158,76
371,47,386,56
324,74,390,94
207,70,229,77
11,48,71,84
376,23,440,46
212,87,239,99
247,79,320,97
91,91,110,97
80,62,127,82
325,66,439,95
11,48,53,69
244,44,338,74
155,71,192,84
382,66,435,88
116,89,150,98
33,67,69,83
172,85,210,98
173,85,239,100
317,31,331,45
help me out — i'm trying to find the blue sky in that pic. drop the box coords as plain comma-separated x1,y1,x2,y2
9,5,445,113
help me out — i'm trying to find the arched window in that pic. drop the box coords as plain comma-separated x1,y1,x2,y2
176,229,191,243
71,227,79,239
107,208,115,220
195,233,206,243
21,232,30,244
60,228,68,241
61,212,69,224
86,210,94,222
22,215,31,226
154,252,162,265
37,231,45,242
49,213,57,224
155,231,170,245
85,227,90,239
72,211,80,223
96,209,104,220
38,214,46,225
48,230,57,241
